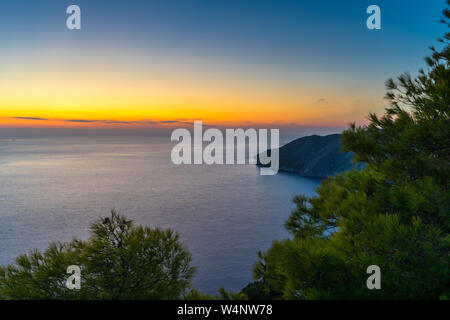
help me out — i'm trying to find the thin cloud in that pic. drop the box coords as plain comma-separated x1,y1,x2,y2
14,117,48,121
8,117,196,126
65,119,96,123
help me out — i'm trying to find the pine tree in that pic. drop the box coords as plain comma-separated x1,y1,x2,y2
0,210,195,299
249,2,450,300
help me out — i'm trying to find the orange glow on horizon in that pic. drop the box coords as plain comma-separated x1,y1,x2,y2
0,48,384,130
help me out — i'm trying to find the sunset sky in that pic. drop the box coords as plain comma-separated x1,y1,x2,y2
0,0,447,132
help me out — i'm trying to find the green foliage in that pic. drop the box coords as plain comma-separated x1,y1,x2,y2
251,3,450,299
183,288,219,300
0,210,195,300
217,287,248,300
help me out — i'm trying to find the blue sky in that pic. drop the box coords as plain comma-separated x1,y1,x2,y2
0,0,447,133
2,0,445,69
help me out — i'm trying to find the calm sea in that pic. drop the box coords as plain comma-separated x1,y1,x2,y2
0,136,319,294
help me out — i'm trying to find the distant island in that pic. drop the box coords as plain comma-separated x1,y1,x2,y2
257,134,362,179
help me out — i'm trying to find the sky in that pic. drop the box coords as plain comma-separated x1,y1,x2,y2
0,0,447,134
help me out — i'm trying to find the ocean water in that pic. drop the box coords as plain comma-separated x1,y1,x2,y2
0,136,320,294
